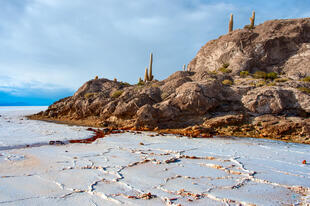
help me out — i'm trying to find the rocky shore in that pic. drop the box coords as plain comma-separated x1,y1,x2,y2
29,18,310,144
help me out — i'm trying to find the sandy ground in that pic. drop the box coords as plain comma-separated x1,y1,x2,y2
0,107,310,205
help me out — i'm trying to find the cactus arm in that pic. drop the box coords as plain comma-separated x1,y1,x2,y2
250,11,255,29
144,67,149,82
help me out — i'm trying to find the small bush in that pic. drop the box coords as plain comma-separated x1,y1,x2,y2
222,79,233,85
120,82,131,87
266,72,278,80
219,67,232,73
218,63,231,73
84,93,97,99
240,71,249,78
137,81,145,86
253,71,267,79
267,82,276,86
253,71,278,80
301,76,310,82
244,24,253,30
208,70,218,75
297,87,310,94
274,78,288,82
111,90,123,98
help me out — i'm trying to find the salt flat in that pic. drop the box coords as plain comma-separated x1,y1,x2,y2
0,107,309,205
0,106,92,148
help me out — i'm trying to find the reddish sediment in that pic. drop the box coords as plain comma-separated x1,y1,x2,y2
67,126,213,145
69,128,125,144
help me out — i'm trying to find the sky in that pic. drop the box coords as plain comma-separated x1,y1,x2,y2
0,0,309,106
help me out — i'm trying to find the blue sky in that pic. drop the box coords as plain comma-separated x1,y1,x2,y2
0,0,309,105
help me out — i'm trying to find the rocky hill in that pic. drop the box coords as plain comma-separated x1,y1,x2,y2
30,18,310,144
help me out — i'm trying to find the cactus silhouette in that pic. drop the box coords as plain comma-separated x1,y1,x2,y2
149,53,153,81
229,14,234,33
250,11,255,29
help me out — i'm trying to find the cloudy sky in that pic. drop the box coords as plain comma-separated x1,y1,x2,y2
0,0,309,105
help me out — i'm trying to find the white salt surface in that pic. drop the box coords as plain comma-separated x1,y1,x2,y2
0,107,309,205
0,106,92,148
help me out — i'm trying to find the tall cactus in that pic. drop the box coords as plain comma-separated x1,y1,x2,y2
183,64,186,71
250,11,255,29
144,67,149,82
229,14,234,33
148,53,153,81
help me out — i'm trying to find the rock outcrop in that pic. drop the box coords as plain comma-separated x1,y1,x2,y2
188,18,310,79
30,18,310,144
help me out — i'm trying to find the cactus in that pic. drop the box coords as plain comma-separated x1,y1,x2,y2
183,64,186,71
229,14,233,33
144,67,149,82
95,76,98,80
149,53,153,81
249,11,255,29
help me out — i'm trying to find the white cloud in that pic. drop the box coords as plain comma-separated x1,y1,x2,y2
0,0,309,98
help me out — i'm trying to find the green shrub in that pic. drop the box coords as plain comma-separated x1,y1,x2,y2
301,76,310,82
253,71,267,79
111,90,123,98
137,81,145,86
274,78,288,82
120,82,131,87
267,82,276,86
222,79,233,85
219,67,232,73
240,71,249,78
218,63,231,73
208,70,218,75
253,71,278,80
84,93,97,99
266,72,278,80
297,87,310,94
244,25,251,30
